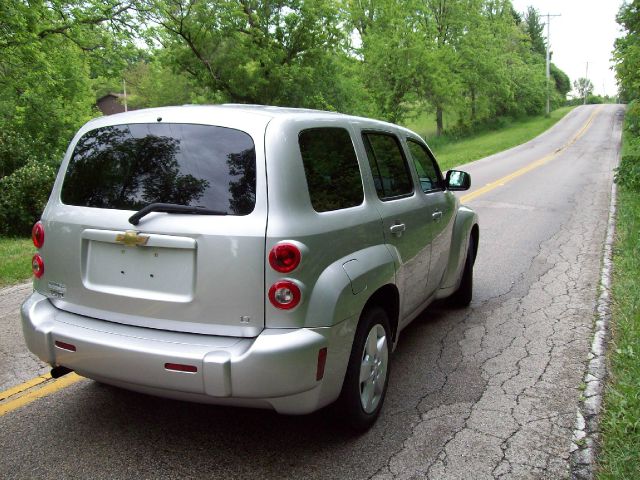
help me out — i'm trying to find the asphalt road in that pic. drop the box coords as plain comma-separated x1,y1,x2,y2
0,104,623,479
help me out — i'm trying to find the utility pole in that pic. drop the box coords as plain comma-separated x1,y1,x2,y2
544,13,561,116
583,62,589,105
123,78,128,113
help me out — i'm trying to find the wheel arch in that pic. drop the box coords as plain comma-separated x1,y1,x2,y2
440,205,479,291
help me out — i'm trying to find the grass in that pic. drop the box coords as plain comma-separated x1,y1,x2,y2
597,133,640,479
409,106,575,171
0,237,33,288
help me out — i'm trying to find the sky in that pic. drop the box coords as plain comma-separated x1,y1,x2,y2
511,0,625,98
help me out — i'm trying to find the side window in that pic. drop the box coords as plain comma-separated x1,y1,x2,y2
299,127,364,212
407,139,443,193
363,133,413,200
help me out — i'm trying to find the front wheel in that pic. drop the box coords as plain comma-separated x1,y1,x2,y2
449,235,475,307
337,306,391,431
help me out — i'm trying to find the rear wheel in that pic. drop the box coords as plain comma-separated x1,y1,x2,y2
337,306,391,431
449,235,475,307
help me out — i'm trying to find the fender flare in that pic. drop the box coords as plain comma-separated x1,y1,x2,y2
440,205,478,291
305,244,396,328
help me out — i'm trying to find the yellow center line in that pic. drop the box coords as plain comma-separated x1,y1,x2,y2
0,107,604,417
0,373,84,417
460,105,603,204
0,374,51,401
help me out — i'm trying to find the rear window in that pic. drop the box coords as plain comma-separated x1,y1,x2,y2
299,128,364,212
61,123,256,215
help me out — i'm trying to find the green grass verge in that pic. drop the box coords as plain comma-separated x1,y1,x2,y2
597,138,640,479
422,106,575,171
0,237,33,288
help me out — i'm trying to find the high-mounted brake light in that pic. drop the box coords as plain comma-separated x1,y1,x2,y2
32,221,44,248
268,280,302,310
269,243,301,273
32,254,44,279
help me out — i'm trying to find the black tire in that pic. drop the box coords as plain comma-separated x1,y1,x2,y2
337,306,391,431
449,235,475,307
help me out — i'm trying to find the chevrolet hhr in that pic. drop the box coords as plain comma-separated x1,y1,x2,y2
22,105,478,430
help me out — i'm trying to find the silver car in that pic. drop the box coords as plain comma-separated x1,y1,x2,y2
22,105,478,430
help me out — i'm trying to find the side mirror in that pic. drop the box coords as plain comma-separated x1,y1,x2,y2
446,170,471,191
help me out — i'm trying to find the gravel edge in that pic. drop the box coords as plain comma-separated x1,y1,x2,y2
570,181,617,480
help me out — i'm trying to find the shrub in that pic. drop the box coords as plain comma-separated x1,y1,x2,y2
0,160,57,236
615,101,640,192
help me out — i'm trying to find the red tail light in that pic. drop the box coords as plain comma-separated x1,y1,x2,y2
32,221,44,248
269,243,301,273
32,254,44,279
268,280,301,310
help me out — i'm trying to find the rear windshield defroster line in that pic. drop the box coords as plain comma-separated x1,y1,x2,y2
61,123,257,216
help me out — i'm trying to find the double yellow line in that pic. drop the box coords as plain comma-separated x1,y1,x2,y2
0,106,603,417
460,105,602,204
0,373,83,416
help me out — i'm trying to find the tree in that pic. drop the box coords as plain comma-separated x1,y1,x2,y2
550,63,571,97
523,6,546,57
574,77,594,100
614,0,640,101
146,0,355,110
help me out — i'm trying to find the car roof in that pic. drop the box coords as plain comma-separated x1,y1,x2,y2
81,104,418,139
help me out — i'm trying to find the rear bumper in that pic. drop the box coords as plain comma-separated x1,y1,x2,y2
21,292,356,414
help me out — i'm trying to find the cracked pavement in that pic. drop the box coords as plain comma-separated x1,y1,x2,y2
0,105,623,479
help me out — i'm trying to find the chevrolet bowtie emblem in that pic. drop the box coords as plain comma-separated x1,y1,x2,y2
115,230,149,247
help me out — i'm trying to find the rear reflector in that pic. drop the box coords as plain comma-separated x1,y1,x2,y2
316,347,328,381
55,340,76,352
164,363,198,373
32,254,44,279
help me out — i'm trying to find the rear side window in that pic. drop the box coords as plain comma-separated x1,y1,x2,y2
61,123,256,215
363,133,413,200
407,139,443,192
299,128,364,212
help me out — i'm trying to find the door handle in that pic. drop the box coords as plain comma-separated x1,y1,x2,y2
390,223,406,236
432,211,443,222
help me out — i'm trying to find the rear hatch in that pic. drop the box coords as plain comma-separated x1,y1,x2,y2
36,107,269,337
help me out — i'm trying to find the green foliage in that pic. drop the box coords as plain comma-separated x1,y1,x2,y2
0,237,34,287
615,101,640,192
523,6,546,57
0,161,57,236
574,77,594,99
614,0,640,102
550,63,571,96
598,186,640,479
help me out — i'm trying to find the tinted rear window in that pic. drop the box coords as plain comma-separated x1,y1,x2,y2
61,123,256,215
299,128,363,212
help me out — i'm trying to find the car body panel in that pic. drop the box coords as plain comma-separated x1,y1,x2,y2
22,105,478,415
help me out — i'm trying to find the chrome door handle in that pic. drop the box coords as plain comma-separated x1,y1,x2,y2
432,211,443,222
390,223,406,236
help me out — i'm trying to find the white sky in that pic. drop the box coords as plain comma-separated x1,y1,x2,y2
511,0,625,97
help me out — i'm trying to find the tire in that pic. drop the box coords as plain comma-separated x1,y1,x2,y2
449,235,475,307
337,306,391,431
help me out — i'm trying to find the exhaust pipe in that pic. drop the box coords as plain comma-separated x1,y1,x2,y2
50,366,73,379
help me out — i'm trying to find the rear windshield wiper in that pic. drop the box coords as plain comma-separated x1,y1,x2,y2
129,203,227,225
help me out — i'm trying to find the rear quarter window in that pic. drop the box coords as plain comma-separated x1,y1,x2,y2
299,127,364,212
61,123,256,215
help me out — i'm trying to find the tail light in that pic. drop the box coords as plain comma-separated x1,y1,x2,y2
268,280,301,310
32,254,44,278
32,221,44,248
269,243,301,273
